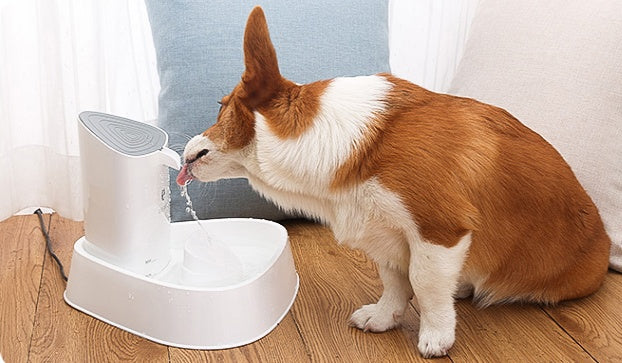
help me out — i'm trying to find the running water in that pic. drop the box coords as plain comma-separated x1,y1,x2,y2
181,183,210,236
180,182,245,286
181,183,199,220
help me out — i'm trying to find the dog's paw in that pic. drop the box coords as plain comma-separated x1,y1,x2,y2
417,326,455,358
349,304,402,333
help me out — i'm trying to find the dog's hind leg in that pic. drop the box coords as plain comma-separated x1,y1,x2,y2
409,232,471,358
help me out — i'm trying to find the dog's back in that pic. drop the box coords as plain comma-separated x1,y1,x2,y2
337,75,611,305
179,7,611,357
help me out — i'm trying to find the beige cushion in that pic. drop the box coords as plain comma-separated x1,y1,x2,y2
449,0,622,271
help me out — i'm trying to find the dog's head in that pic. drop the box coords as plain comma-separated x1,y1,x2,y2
177,6,291,185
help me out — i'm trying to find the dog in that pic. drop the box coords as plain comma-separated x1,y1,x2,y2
176,7,610,357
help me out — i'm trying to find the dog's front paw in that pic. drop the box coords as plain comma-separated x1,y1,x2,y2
417,326,455,358
349,304,402,333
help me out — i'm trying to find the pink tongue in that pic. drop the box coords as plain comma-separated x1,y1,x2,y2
176,164,194,186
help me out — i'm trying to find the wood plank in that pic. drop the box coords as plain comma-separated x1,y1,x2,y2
27,214,169,362
544,271,622,362
284,220,440,362
4,214,620,361
446,301,594,362
169,314,309,363
0,215,46,362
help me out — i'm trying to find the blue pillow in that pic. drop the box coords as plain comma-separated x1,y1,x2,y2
145,1,390,221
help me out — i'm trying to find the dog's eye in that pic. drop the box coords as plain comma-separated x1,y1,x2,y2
196,149,209,159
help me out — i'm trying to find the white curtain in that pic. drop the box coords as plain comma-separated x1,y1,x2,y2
0,0,479,222
0,0,159,221
389,0,479,93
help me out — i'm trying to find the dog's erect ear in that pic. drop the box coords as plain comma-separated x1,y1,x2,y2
241,6,282,108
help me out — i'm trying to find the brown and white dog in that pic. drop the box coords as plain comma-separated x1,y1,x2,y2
176,7,610,357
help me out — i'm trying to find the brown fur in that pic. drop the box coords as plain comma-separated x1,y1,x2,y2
202,85,256,151
332,74,610,304
259,80,331,139
202,6,610,306
205,8,328,146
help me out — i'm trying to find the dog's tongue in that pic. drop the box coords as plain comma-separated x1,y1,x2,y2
176,164,194,186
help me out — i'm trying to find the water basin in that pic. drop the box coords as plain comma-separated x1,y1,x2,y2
64,218,299,349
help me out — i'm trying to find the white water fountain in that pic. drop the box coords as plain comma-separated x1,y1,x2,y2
64,111,298,349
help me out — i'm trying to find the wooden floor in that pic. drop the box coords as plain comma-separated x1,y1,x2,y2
1,214,621,362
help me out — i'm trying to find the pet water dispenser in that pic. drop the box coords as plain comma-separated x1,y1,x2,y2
64,111,299,349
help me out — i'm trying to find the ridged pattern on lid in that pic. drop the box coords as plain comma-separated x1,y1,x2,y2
79,111,166,156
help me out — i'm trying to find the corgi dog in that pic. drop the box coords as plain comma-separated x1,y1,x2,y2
176,7,610,358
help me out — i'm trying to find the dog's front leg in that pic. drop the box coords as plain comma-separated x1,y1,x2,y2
409,233,471,358
349,263,413,332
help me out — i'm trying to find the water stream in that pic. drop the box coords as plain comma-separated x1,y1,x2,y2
180,182,245,285
180,183,210,237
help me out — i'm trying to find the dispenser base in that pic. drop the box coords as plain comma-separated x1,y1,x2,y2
64,219,299,349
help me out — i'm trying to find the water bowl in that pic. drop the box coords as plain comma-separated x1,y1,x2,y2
64,218,299,349
180,229,246,287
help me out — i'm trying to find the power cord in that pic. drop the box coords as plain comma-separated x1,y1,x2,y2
34,209,68,282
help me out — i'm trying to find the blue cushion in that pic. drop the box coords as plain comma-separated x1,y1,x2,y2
145,1,390,221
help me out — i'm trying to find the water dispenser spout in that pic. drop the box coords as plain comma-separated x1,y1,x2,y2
159,147,181,170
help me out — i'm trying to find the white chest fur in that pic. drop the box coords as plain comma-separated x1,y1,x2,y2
252,75,392,196
242,75,417,268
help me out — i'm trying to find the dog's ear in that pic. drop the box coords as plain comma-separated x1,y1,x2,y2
241,6,282,108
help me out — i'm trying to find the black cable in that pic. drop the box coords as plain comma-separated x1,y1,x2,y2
34,209,68,282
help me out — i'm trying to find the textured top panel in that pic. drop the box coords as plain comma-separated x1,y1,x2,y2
79,111,166,156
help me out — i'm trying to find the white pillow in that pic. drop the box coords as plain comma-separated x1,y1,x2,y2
449,0,622,271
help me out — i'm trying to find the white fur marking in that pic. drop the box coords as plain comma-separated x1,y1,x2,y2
183,135,214,162
410,233,471,358
350,264,413,332
254,75,391,195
